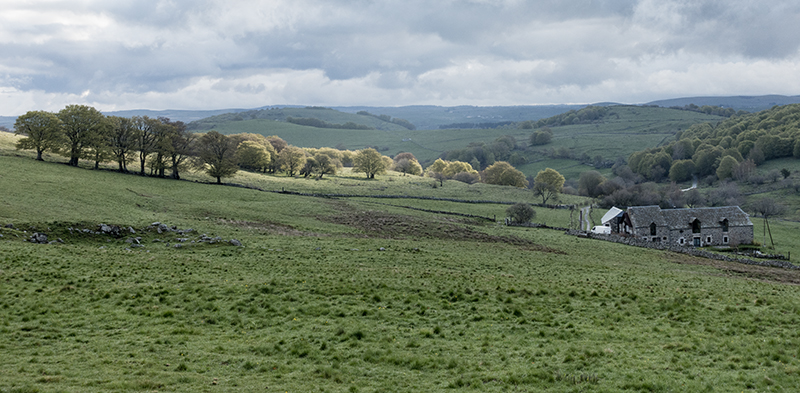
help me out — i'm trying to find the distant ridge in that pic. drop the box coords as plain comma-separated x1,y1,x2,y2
646,95,800,112
2,95,799,130
103,108,252,123
333,104,585,130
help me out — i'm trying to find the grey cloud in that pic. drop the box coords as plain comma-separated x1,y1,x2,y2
631,1,800,59
0,0,798,111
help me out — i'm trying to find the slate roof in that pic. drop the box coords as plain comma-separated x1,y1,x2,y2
601,207,624,225
627,206,752,230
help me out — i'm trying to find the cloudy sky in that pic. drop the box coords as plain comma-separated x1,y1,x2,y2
1,0,799,115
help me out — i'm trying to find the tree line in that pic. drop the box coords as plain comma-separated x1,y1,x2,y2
13,104,566,198
627,103,800,184
355,111,416,130
14,105,196,178
286,117,375,130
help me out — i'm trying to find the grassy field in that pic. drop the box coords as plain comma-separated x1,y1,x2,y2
3,133,800,392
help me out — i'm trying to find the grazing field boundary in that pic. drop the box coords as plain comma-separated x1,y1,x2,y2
355,200,497,222
565,229,800,270
225,181,578,209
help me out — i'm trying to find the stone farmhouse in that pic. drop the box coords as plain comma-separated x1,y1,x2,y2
603,206,753,247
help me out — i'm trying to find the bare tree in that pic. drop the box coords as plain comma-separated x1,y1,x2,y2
751,198,786,250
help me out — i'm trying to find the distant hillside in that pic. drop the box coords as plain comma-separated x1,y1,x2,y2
333,105,585,130
105,108,254,123
0,116,16,130
187,107,412,132
204,104,726,178
439,105,726,180
647,95,800,112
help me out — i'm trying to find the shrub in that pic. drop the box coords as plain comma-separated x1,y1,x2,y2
506,203,535,224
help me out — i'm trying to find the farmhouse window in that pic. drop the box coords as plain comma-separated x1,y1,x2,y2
706,236,712,243
723,236,729,244
693,237,701,247
679,238,685,245
649,223,657,236
721,219,729,232
692,219,701,234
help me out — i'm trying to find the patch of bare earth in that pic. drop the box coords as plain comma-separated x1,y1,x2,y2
323,210,562,254
217,219,324,237
664,252,800,285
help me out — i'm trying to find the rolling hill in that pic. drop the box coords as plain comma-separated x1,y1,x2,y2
201,105,726,179
647,95,800,112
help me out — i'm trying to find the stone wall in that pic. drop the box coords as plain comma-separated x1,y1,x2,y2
565,230,798,270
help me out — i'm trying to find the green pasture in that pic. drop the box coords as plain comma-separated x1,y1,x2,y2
3,138,800,392
752,157,800,178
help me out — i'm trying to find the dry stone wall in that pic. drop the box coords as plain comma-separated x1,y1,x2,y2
565,230,799,270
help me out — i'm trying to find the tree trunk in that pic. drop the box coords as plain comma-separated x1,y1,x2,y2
766,217,774,250
36,150,43,161
69,143,80,166
170,157,179,179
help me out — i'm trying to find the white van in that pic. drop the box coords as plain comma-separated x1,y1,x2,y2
591,225,611,235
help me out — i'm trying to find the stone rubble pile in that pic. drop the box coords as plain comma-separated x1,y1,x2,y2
12,221,242,248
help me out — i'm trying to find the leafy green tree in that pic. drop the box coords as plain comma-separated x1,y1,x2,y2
150,117,181,177
107,116,137,172
529,128,553,146
426,158,448,175
469,157,481,171
266,135,288,153
162,119,196,180
692,145,723,177
14,111,63,161
793,139,800,159
85,118,113,170
392,152,423,176
671,139,695,160
392,152,414,161
279,146,307,177
715,155,739,180
392,158,423,176
312,153,339,178
483,161,528,188
668,159,696,182
235,141,271,172
196,131,238,184
300,152,339,179
453,171,480,184
577,170,606,198
353,148,388,179
299,155,317,178
443,161,475,178
532,167,565,204
58,105,107,166
132,115,161,175
506,203,535,224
